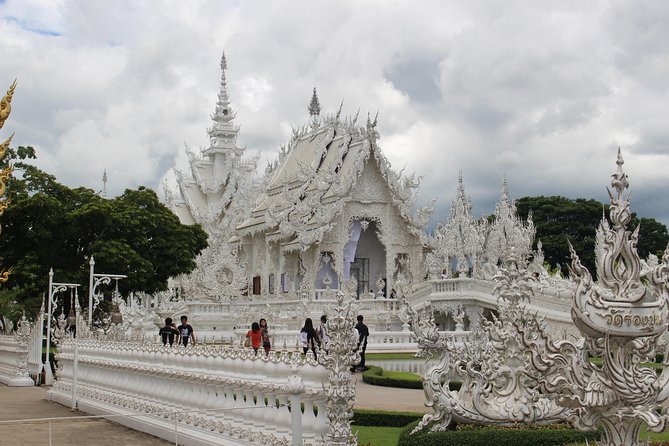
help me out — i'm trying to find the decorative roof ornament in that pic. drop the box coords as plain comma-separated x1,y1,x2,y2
0,80,15,285
308,86,321,117
0,79,17,131
432,173,485,277
484,177,534,266
516,150,669,446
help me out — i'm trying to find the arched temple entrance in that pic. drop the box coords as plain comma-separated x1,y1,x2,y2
344,220,386,298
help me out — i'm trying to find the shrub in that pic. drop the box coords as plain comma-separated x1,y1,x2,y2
362,365,423,389
362,365,462,391
353,409,423,427
398,421,601,446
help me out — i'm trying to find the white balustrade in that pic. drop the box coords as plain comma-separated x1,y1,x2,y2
0,316,35,386
49,339,332,446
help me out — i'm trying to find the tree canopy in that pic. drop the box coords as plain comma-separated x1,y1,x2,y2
515,195,669,277
0,146,208,320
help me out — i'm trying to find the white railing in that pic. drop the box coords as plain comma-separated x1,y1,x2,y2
50,340,329,446
0,316,34,386
49,293,360,446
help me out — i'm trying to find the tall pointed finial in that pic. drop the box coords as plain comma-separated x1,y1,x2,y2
102,169,108,198
308,87,321,117
204,50,240,155
0,79,17,131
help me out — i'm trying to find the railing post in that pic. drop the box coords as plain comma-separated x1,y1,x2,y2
290,393,302,446
71,337,78,410
322,292,358,446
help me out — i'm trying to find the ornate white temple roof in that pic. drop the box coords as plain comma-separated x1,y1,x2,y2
237,93,432,248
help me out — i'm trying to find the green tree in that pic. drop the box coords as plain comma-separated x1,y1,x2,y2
0,146,208,319
515,196,669,278
630,216,669,260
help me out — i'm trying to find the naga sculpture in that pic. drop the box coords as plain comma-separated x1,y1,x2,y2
516,150,669,446
0,80,16,284
402,246,568,433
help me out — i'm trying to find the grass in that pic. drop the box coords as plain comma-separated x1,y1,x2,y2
378,369,422,381
354,425,403,446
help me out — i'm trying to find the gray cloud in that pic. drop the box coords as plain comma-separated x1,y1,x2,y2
1,0,669,229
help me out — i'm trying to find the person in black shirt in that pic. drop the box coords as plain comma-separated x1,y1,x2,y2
178,315,195,347
159,317,179,346
352,315,369,372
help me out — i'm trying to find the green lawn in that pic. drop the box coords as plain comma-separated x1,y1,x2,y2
354,425,403,446
378,370,421,381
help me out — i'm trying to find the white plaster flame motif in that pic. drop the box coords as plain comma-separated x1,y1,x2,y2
516,150,669,446
402,246,569,433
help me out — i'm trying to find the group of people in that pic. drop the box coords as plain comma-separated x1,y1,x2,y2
244,318,272,355
159,313,369,372
299,314,370,372
159,315,195,347
299,315,329,360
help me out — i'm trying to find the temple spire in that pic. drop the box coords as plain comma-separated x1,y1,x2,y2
102,169,108,198
205,51,241,156
308,87,321,117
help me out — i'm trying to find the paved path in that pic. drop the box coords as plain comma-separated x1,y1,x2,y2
352,373,429,413
0,374,427,445
0,385,172,446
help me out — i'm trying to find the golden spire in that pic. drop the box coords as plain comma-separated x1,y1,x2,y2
0,80,15,284
0,80,17,131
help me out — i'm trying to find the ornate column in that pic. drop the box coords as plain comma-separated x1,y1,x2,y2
321,292,358,446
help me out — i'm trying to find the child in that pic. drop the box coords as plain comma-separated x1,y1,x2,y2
259,318,271,355
246,322,262,354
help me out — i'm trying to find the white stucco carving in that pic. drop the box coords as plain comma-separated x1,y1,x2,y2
517,150,669,446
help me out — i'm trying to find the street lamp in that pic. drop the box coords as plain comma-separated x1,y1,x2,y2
45,268,79,385
88,256,127,327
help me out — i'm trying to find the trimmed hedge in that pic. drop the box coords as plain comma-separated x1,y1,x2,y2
352,409,423,427
398,421,601,446
362,365,462,391
362,366,423,389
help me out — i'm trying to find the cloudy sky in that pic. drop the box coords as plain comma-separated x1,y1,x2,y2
2,0,669,227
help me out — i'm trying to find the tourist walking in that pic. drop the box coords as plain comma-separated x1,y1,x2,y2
159,317,179,346
351,315,369,372
259,318,271,355
300,318,320,360
246,322,262,354
178,315,195,347
318,315,329,354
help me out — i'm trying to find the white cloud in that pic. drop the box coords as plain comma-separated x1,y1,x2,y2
1,0,669,228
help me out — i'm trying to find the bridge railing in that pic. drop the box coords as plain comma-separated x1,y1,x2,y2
49,294,361,446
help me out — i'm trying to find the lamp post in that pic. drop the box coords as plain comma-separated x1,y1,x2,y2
87,256,127,327
45,268,79,385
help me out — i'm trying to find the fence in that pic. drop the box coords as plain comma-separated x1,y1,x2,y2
48,294,360,446
0,315,34,386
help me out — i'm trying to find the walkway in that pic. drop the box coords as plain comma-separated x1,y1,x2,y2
0,376,427,445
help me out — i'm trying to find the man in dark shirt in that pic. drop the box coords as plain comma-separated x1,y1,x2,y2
159,317,179,346
352,315,369,372
178,315,195,347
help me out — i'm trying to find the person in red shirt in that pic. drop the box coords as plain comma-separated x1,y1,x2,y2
246,322,262,354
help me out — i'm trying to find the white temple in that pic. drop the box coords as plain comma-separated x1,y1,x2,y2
164,53,577,340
